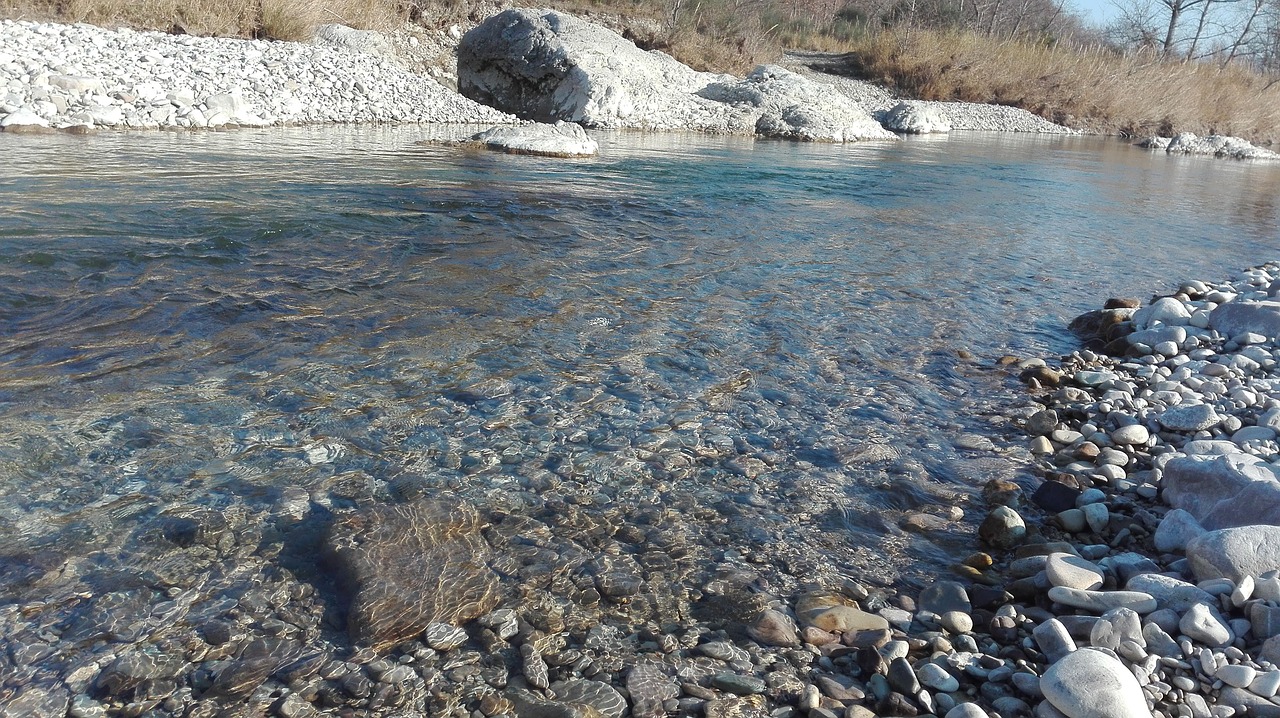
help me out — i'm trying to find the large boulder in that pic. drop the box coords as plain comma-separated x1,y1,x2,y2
1186,525,1280,582
699,65,896,142
457,10,895,142
880,101,952,134
457,8,740,130
1161,454,1280,529
1209,300,1280,341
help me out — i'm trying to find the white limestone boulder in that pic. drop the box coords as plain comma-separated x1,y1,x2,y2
881,101,952,134
457,8,740,131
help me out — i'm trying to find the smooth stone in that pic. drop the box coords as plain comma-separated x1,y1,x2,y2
1041,648,1152,718
711,673,766,696
1027,409,1060,436
1249,670,1280,698
1058,509,1087,533
945,703,989,718
1082,503,1110,533
803,605,890,634
940,611,974,634
1210,300,1280,340
1034,481,1083,513
917,662,960,693
1033,618,1077,663
918,581,972,616
1133,296,1192,328
1125,574,1218,614
1111,425,1150,446
1187,525,1280,582
1250,602,1280,640
1218,664,1258,688
1047,587,1157,614
980,506,1026,549
1140,623,1181,658
1179,603,1233,647
746,609,800,647
886,657,920,695
1154,509,1206,553
1046,553,1105,590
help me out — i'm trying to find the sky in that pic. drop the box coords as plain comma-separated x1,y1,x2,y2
1069,0,1123,27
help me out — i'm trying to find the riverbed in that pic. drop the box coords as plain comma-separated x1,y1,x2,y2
0,127,1277,715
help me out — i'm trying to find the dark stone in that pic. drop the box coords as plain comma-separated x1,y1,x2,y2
875,692,919,717
325,498,500,652
204,638,301,701
627,662,678,718
1105,298,1141,309
968,585,1009,611
1032,481,1082,513
886,657,919,694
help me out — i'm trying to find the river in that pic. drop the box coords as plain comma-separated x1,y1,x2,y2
0,127,1276,714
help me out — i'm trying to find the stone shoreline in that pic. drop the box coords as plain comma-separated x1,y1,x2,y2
0,13,1069,140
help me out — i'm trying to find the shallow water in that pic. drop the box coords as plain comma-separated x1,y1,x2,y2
0,127,1277,700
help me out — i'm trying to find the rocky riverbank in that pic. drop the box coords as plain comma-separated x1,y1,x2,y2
0,11,1073,140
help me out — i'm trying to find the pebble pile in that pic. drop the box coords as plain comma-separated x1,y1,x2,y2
1138,134,1279,160
0,19,514,131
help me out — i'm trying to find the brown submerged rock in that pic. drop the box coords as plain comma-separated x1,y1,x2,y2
325,498,500,652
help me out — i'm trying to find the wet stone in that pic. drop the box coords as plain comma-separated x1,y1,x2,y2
713,673,768,696
550,679,628,718
325,498,500,652
627,662,679,718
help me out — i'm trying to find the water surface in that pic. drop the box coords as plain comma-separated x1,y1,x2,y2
0,127,1276,686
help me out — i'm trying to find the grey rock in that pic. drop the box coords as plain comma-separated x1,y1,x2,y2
1158,404,1221,432
919,581,972,615
1040,648,1152,718
1046,553,1104,590
1034,618,1077,663
1162,454,1280,530
711,673,767,695
1210,300,1280,339
980,506,1027,549
1124,574,1218,614
1047,587,1157,614
1179,603,1233,647
1187,525,1280,582
1153,509,1206,553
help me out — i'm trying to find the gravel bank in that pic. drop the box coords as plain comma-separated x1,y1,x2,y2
781,53,1076,135
0,19,515,131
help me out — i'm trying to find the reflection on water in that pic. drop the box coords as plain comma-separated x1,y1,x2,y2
0,125,1276,709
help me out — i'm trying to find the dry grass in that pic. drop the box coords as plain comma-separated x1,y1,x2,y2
838,28,1280,144
0,0,403,39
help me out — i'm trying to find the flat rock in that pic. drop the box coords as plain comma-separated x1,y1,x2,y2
1047,586,1157,614
1157,404,1221,432
918,580,971,615
1040,648,1153,718
1186,525,1280,582
1124,574,1217,614
325,498,500,652
469,122,599,157
1046,553,1104,590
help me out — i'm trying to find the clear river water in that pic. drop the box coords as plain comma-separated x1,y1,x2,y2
0,127,1277,708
